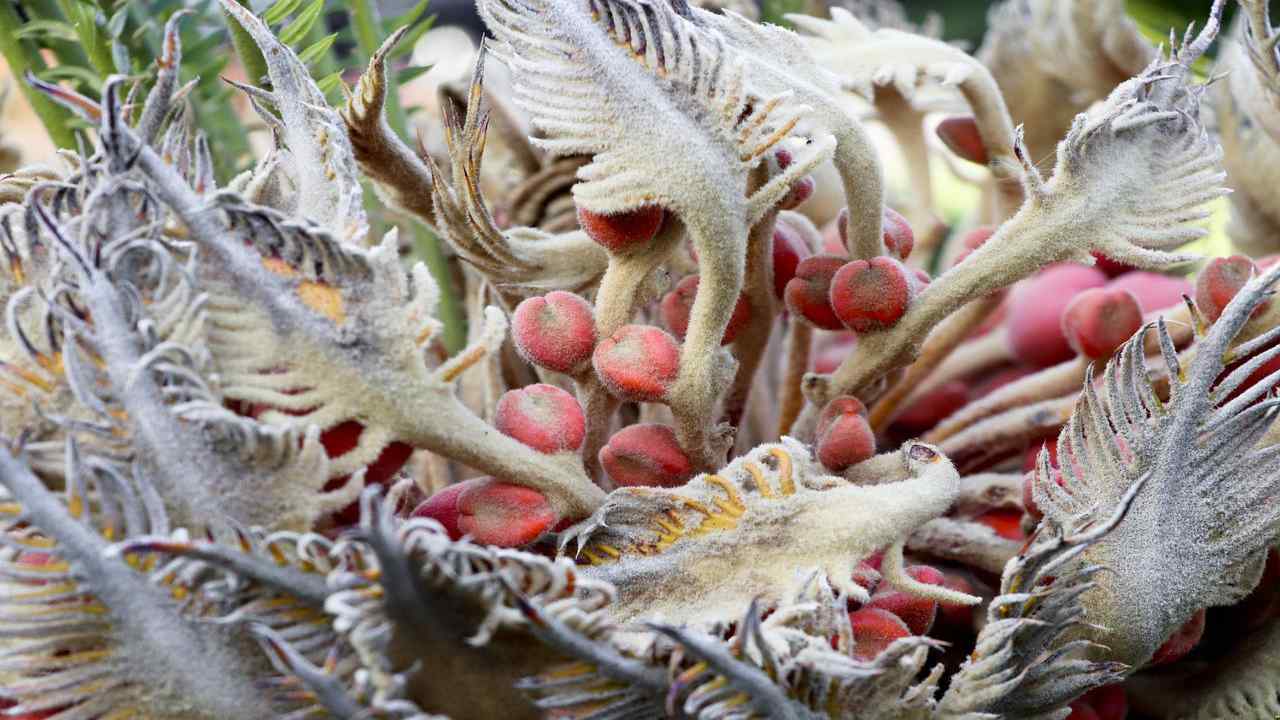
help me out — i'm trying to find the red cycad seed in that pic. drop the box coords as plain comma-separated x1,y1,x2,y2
1061,287,1144,360
851,560,882,594
812,336,856,374
829,256,913,334
936,571,979,629
1105,271,1191,313
882,207,914,261
936,116,989,165
975,508,1026,541
951,225,996,267
599,423,694,488
1196,255,1263,323
660,275,751,344
849,607,912,661
772,224,812,300
320,421,415,526
577,204,665,253
866,564,946,635
779,175,816,211
1079,685,1128,720
592,325,681,402
494,384,586,454
891,381,969,435
412,481,467,537
1007,264,1108,367
512,291,597,374
412,477,555,547
1091,251,1133,278
816,396,876,472
1239,548,1280,629
1149,607,1207,665
825,208,849,255
816,396,867,438
1066,700,1103,720
785,255,847,331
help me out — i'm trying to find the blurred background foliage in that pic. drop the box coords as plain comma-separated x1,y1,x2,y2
892,0,1254,47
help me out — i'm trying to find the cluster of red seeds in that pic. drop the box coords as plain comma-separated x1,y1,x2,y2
226,116,1280,698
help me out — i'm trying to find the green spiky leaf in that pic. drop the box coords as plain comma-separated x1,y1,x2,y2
389,13,435,60
316,69,345,95
263,0,306,26
14,20,81,42
298,32,338,65
279,0,325,46
396,63,431,84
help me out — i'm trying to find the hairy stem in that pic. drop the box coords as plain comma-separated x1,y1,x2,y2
581,222,685,480
868,292,1005,431
722,213,780,431
793,197,1077,436
669,212,748,470
349,0,407,139
776,319,812,438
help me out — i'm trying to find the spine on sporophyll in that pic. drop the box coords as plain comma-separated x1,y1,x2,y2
512,291,598,375
660,275,751,344
494,384,586,455
412,477,556,547
592,324,681,403
598,423,695,488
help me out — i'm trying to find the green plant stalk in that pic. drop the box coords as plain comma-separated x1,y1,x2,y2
411,220,467,352
349,0,464,351
0,0,77,148
57,0,115,76
24,0,96,78
225,0,268,84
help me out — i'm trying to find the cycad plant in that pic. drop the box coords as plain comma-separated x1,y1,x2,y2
1,0,1279,718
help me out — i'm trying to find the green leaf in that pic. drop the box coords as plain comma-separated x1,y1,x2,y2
389,13,435,59
192,55,230,81
279,0,325,46
107,7,129,39
66,117,96,132
186,31,225,59
385,0,429,34
263,0,306,25
14,20,80,43
315,69,345,95
298,31,337,65
111,39,131,74
759,0,805,27
40,65,103,92
396,64,432,84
